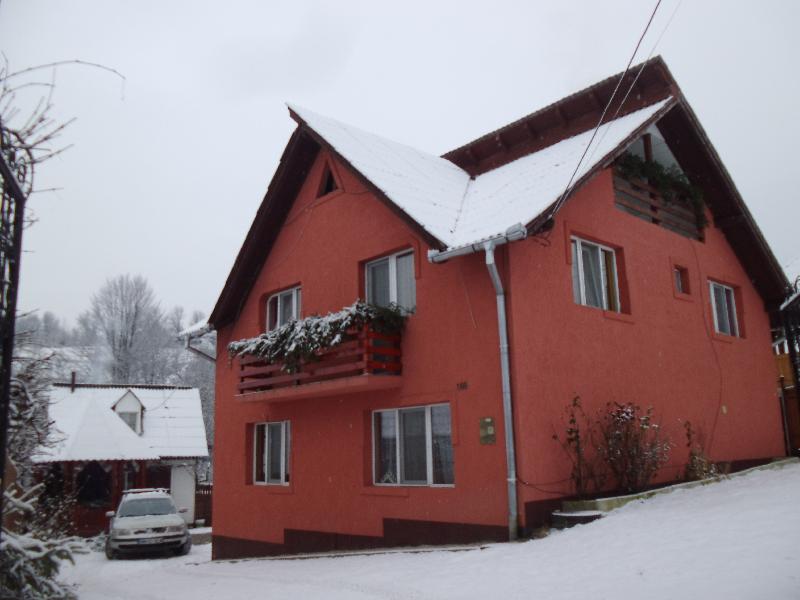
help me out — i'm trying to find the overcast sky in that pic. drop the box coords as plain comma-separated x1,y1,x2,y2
2,0,798,325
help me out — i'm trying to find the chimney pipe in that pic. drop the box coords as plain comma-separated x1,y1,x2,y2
70,371,76,393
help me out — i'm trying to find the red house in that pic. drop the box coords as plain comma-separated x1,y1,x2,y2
206,57,790,559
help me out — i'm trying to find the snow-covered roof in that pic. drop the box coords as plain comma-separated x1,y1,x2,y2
781,288,800,312
35,385,209,463
290,98,671,249
179,318,211,339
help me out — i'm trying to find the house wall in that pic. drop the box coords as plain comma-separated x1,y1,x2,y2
505,168,784,525
213,151,512,558
213,152,785,558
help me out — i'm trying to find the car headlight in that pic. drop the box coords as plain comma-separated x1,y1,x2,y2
166,525,186,533
112,528,131,536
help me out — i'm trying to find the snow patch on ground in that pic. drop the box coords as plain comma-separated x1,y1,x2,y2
63,463,800,599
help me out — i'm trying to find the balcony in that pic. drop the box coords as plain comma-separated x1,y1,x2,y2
235,325,402,402
613,174,704,241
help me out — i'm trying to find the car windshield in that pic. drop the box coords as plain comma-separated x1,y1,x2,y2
117,497,176,517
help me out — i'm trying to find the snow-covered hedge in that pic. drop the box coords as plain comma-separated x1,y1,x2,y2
228,300,405,373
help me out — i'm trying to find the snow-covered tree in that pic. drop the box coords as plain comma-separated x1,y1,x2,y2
1,344,86,599
82,274,168,383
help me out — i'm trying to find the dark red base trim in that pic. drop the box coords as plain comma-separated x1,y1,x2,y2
212,518,507,560
523,497,568,532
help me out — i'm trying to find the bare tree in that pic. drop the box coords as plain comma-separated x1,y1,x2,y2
165,306,185,337
86,274,164,382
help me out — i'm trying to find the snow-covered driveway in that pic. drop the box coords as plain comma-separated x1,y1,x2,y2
64,463,800,600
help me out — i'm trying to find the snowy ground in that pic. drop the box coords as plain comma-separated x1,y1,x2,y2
64,463,800,600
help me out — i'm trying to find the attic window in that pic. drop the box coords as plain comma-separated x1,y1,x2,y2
118,412,139,432
317,164,339,198
113,390,144,435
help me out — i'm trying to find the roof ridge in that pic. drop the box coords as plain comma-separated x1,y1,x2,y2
52,383,194,390
442,56,668,161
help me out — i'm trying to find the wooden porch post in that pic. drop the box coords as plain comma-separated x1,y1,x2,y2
111,462,122,509
138,460,148,487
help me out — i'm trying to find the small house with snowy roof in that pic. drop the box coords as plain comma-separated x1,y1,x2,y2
34,382,208,536
203,57,794,559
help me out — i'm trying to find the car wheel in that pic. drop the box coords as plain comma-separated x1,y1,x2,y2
176,539,192,556
105,542,117,560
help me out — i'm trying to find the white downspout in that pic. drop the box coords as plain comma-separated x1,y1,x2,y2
483,241,519,541
428,223,526,542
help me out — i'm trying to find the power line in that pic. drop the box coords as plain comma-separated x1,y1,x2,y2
584,0,683,167
547,0,663,221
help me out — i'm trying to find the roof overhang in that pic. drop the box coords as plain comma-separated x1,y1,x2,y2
209,56,789,327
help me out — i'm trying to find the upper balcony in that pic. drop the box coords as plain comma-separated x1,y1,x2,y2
613,174,704,241
612,147,706,242
230,303,404,403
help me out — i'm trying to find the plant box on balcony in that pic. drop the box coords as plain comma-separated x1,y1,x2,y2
229,301,404,402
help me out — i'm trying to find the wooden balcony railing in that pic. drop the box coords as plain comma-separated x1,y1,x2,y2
613,174,703,241
237,325,401,395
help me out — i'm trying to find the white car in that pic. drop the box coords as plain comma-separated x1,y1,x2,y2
105,488,192,559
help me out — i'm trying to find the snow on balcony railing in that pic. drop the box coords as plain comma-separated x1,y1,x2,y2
228,300,404,395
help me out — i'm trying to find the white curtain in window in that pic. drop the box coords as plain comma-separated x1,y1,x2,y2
712,284,735,335
581,244,604,308
254,424,266,483
571,240,581,305
396,253,416,311
368,260,391,307
431,405,454,484
267,423,283,482
279,291,295,326
374,412,398,483
400,409,427,483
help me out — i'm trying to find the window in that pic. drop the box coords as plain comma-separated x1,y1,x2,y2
674,266,690,295
76,461,111,507
266,287,301,331
254,421,291,485
118,412,139,433
571,237,620,312
373,404,453,486
123,462,138,491
366,251,415,312
709,281,739,337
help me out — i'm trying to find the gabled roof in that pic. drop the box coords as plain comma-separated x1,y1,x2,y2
35,384,209,463
210,57,789,328
288,98,671,250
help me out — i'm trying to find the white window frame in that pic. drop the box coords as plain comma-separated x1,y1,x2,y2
571,237,621,312
709,281,739,337
266,286,301,332
674,267,686,294
365,250,415,311
253,420,291,486
371,403,453,488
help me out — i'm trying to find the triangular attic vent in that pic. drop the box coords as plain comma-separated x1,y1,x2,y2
317,163,339,198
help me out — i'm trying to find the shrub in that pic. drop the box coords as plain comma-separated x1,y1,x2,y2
683,421,718,481
552,396,605,498
596,402,672,493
